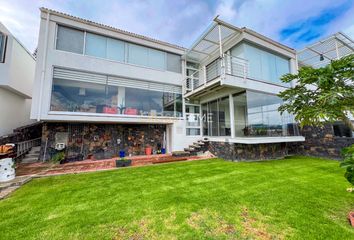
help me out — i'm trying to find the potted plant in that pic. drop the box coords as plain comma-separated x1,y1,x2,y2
116,157,132,167
51,151,65,164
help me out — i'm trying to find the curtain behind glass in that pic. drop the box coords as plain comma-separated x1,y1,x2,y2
56,26,84,54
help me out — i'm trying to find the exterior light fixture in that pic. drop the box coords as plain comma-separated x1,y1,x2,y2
320,54,324,61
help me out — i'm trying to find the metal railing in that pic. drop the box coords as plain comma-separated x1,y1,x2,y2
224,54,249,79
16,137,41,159
184,55,249,93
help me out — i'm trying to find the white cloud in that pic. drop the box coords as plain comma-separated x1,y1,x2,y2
0,0,353,52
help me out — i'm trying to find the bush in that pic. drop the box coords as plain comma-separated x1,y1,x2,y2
340,144,354,186
51,151,65,163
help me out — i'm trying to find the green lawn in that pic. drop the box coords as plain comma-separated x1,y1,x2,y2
0,156,353,240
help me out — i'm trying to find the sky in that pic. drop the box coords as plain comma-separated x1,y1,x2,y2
0,0,353,53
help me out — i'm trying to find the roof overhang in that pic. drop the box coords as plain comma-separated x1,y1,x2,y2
297,32,354,68
186,16,242,62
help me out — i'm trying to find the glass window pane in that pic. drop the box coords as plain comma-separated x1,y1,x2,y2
128,43,148,66
148,48,165,70
0,32,5,62
218,97,231,136
56,25,84,54
51,78,107,113
276,56,290,83
107,38,125,62
166,53,181,73
187,128,200,136
85,33,107,58
233,93,247,136
245,91,298,137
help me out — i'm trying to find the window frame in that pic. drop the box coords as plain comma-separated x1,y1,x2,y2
0,32,7,63
55,24,182,73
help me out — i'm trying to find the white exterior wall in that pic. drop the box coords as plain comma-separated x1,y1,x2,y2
0,88,32,136
0,23,35,136
31,10,197,152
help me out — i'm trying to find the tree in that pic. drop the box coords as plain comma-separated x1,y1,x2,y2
278,54,354,131
278,54,354,188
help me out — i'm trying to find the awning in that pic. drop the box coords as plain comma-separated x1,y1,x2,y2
297,32,354,68
186,17,242,62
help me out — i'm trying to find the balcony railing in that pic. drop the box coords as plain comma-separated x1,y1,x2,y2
184,55,249,93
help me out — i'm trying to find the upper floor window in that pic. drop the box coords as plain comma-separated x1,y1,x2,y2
231,43,290,86
0,32,6,63
56,25,84,54
55,25,182,73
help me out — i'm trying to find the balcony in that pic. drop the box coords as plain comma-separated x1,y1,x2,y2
184,54,248,95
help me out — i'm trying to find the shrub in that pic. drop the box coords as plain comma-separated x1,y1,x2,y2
340,144,354,186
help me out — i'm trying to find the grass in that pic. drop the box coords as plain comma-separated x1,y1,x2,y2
0,156,353,239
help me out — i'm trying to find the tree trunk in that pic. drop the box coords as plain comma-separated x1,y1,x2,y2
341,114,354,132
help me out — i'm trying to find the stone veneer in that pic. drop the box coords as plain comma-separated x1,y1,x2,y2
40,122,166,161
288,124,354,159
208,141,287,161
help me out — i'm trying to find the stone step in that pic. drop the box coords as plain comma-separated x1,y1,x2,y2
0,176,32,191
190,144,201,149
172,151,190,157
26,153,40,158
0,186,20,200
21,157,39,163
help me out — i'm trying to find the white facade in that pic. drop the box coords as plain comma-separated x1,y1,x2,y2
32,9,304,153
0,23,35,136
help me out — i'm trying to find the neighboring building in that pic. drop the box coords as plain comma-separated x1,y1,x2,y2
290,32,354,158
32,8,304,161
0,22,36,136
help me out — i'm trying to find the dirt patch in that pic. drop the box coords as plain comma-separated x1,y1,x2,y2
240,207,283,240
187,209,237,238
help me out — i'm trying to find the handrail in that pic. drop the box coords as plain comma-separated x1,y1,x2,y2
15,137,41,159
184,55,249,93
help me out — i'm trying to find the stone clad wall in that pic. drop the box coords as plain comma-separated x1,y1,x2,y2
40,122,166,161
288,125,354,159
208,142,287,161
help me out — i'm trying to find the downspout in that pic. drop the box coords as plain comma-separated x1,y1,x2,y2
37,11,50,121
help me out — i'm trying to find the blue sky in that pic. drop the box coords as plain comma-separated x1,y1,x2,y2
0,0,353,52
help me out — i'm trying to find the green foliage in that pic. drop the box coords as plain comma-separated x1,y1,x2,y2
340,144,354,186
0,157,353,239
278,54,354,130
51,151,65,163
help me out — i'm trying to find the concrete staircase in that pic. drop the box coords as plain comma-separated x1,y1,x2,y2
172,138,209,157
21,146,41,163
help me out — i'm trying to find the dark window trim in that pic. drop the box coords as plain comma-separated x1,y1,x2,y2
0,32,7,63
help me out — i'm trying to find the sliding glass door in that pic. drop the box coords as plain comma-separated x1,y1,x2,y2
201,97,231,137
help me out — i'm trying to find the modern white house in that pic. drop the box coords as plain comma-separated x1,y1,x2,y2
0,22,36,136
32,8,305,161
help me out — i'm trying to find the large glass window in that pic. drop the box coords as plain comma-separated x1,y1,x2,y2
50,68,182,117
0,32,6,62
56,26,181,73
202,97,231,137
232,91,298,137
236,43,290,85
56,25,84,54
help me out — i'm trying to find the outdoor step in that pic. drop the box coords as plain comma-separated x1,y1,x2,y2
190,144,201,149
26,153,40,158
28,150,40,154
21,157,39,163
0,186,20,200
0,176,32,191
172,151,190,157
